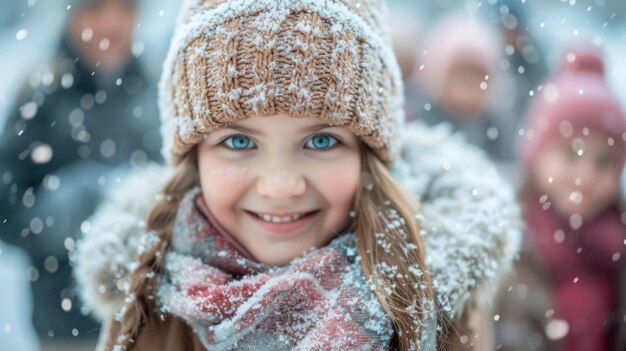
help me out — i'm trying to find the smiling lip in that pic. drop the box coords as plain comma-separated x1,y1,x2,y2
245,210,319,235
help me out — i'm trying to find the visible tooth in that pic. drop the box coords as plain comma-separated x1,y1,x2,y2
258,213,303,223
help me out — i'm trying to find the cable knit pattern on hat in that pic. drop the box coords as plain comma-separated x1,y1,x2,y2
159,0,403,164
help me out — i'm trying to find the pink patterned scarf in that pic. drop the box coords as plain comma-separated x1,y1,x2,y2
157,188,394,350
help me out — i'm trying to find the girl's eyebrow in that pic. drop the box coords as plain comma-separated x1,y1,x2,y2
224,123,337,135
223,125,261,135
302,123,336,133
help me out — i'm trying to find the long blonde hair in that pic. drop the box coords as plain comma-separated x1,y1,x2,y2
356,149,436,349
114,146,439,350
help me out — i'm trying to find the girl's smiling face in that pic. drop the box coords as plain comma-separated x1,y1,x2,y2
197,114,361,265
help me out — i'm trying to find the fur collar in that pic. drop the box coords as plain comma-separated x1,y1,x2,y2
75,122,522,322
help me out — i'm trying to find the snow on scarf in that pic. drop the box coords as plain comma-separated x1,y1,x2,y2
157,188,427,350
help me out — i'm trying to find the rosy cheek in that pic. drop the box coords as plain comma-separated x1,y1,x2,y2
315,165,360,208
593,174,619,200
532,148,569,194
199,161,250,216
202,165,249,184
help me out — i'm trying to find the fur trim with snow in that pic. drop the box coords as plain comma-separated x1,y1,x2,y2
392,122,522,317
74,164,172,321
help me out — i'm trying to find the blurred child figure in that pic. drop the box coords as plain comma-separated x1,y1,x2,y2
494,46,626,351
416,12,512,162
0,0,161,346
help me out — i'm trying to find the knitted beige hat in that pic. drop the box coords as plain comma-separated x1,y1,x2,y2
159,0,403,164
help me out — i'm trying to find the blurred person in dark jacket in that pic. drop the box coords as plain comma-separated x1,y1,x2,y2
0,0,162,345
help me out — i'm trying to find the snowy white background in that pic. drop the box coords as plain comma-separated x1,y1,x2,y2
0,0,624,349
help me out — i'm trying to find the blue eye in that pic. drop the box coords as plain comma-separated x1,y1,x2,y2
305,134,338,150
223,135,255,150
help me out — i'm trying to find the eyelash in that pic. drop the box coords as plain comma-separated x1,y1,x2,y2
218,134,341,152
220,135,256,151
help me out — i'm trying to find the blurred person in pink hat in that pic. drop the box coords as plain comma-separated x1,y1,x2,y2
415,12,514,162
494,44,626,351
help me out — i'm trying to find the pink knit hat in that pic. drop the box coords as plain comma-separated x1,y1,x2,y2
417,12,502,101
520,45,626,168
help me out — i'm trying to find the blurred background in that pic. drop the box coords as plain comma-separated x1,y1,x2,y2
0,0,624,350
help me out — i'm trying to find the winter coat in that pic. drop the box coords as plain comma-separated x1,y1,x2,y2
494,200,626,351
75,122,522,350
0,35,162,338
616,265,626,350
494,249,564,351
495,246,626,351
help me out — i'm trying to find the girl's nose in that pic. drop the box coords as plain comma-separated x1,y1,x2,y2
256,168,306,199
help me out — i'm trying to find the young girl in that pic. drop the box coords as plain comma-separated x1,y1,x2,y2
494,46,626,350
75,1,520,350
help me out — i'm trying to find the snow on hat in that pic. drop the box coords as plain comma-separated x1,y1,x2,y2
520,44,626,168
159,0,404,165
417,12,502,101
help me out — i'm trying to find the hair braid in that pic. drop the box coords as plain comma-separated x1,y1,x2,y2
114,150,198,350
